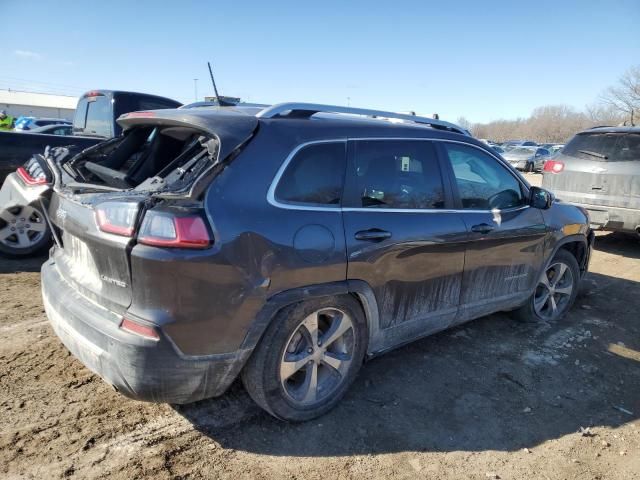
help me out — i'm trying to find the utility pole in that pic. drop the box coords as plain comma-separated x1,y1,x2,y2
193,78,199,102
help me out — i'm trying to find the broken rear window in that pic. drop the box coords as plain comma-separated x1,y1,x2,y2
67,126,218,192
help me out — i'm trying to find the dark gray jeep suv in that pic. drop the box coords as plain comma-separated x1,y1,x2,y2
40,103,594,421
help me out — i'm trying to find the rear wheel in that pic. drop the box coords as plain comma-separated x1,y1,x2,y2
0,204,51,258
512,249,580,322
242,295,367,421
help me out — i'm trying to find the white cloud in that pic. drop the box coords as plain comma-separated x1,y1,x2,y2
14,50,42,60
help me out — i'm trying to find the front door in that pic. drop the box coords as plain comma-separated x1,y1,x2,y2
342,139,468,352
438,142,547,323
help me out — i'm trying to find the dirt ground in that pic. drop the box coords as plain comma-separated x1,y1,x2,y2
1,175,639,479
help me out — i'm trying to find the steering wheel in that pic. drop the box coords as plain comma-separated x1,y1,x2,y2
488,189,520,210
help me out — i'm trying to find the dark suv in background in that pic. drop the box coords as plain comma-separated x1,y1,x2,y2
40,103,593,421
542,126,640,236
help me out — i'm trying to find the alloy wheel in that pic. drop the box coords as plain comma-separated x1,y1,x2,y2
0,205,48,249
534,261,574,320
279,308,355,406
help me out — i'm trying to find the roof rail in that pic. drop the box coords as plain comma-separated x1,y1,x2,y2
256,102,470,135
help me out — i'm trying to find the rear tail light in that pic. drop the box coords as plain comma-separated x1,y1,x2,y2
543,160,564,173
138,210,211,249
120,317,159,340
95,202,139,236
16,166,48,185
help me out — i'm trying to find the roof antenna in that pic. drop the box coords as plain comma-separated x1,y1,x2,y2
207,62,235,107
207,62,222,104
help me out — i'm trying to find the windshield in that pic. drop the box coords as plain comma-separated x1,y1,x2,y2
563,132,640,162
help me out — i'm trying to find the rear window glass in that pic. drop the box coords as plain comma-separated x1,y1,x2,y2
563,133,640,162
275,143,346,206
84,96,112,137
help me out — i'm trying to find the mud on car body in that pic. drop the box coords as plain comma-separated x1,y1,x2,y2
41,103,594,421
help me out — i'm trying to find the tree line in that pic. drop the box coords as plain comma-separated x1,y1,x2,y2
459,65,639,143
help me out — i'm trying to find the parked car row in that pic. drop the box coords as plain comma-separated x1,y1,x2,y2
14,117,72,131
502,146,552,172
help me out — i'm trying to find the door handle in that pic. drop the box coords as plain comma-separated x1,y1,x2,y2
354,229,392,241
471,223,494,234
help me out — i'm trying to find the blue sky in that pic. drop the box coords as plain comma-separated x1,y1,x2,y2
1,0,639,123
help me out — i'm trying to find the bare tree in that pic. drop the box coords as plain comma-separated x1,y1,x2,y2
468,65,639,142
470,106,591,143
585,102,626,126
600,65,640,125
455,116,473,131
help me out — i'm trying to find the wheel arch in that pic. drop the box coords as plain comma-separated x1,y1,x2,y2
239,280,381,358
549,234,591,277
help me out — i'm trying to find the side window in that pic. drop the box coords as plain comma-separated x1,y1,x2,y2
274,142,346,206
352,140,445,209
443,143,525,210
614,134,640,162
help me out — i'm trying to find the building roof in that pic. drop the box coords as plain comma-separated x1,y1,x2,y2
0,89,78,110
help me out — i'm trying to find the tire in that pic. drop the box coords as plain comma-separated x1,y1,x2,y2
0,203,51,258
242,295,368,422
512,249,580,322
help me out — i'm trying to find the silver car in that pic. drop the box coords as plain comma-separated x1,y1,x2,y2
503,147,551,172
542,126,640,235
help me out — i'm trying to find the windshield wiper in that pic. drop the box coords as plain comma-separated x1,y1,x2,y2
578,149,608,159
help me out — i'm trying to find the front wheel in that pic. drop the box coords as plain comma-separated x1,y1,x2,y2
512,249,580,322
242,295,367,422
0,203,51,258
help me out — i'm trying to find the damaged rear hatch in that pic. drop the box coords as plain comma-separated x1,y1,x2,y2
47,108,258,314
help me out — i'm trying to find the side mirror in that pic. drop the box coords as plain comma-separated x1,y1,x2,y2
530,186,553,209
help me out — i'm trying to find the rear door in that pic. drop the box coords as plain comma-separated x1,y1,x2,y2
342,139,468,351
438,141,547,322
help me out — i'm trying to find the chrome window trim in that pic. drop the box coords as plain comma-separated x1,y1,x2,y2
342,205,530,214
267,139,347,212
267,137,531,214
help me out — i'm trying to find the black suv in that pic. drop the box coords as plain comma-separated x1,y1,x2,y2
40,103,594,421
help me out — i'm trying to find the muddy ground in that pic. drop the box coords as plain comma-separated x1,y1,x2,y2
1,178,639,479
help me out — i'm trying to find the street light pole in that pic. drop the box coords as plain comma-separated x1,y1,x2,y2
193,78,199,102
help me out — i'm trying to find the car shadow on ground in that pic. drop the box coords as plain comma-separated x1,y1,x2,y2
0,253,47,274
176,270,640,456
593,231,640,259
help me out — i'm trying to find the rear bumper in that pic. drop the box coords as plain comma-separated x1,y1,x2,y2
569,202,640,234
41,258,251,404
